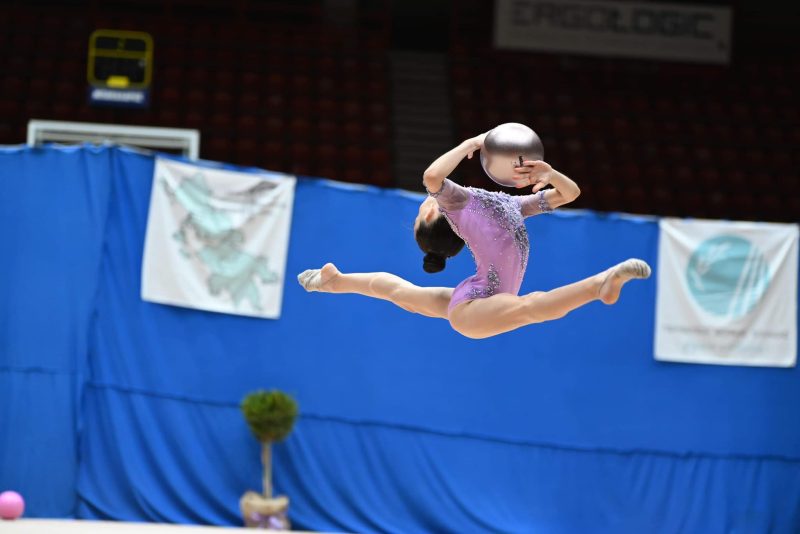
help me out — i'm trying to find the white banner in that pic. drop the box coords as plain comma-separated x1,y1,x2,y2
142,158,296,319
655,219,798,367
495,0,732,64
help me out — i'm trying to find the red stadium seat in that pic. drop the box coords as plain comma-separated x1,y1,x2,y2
617,162,641,184
210,112,232,131
756,194,783,220
291,75,313,96
317,56,338,75
342,121,364,142
369,168,393,188
265,117,286,138
743,148,765,167
266,73,287,94
715,147,737,170
341,100,362,120
786,196,800,219
752,172,773,189
624,186,652,215
265,95,286,116
290,96,313,116
697,168,722,192
162,66,184,87
213,70,235,91
366,102,389,122
652,187,677,216
680,191,707,218
730,102,752,122
729,193,757,220
314,75,336,96
157,108,180,126
213,50,237,70
239,92,260,112
161,47,186,68
0,100,18,119
2,76,25,97
241,72,262,92
316,97,337,118
184,111,205,130
186,67,210,87
317,163,340,181
289,117,312,138
186,89,207,109
316,120,338,143
763,126,783,146
726,169,748,190
342,146,363,168
205,136,232,161
316,144,337,162
343,167,365,183
262,141,284,169
775,174,797,190
368,148,390,169
236,116,260,138
290,142,312,161
212,91,234,112
28,78,50,100
235,138,261,166
595,184,621,212
159,86,181,108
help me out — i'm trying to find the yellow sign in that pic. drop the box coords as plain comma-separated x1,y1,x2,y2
88,29,153,89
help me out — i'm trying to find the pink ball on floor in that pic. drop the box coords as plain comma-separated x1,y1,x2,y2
0,491,25,520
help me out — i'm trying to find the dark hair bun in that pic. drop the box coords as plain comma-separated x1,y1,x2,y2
423,253,446,273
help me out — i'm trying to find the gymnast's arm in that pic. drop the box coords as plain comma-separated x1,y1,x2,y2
422,133,487,194
517,162,581,217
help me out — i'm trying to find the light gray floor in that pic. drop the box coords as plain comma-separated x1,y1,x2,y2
1,519,328,534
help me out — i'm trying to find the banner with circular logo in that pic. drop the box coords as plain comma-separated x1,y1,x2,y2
655,218,798,367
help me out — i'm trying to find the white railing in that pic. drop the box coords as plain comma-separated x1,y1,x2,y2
27,119,201,160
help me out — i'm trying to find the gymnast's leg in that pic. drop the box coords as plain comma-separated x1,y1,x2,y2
298,263,453,319
449,259,651,339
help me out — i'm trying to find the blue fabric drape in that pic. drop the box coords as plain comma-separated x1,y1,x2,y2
0,146,112,515
1,146,799,533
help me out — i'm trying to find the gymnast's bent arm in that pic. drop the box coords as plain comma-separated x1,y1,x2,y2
514,160,581,217
422,133,487,194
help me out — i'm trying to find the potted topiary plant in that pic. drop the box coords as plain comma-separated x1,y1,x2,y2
240,389,298,530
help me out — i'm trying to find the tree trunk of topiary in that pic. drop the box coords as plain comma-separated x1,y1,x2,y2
261,441,272,499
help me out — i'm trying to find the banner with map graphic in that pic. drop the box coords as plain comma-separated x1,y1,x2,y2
142,158,296,319
655,218,798,367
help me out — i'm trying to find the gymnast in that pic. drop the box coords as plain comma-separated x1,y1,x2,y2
298,133,650,339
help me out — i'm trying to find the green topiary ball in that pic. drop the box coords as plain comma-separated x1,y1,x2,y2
241,390,298,443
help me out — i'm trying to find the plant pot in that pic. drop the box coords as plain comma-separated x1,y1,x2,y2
240,490,290,530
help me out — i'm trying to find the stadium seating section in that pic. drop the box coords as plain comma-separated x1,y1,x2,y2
0,1,796,221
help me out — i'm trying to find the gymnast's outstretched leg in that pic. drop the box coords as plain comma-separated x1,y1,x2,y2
449,259,651,339
298,263,453,319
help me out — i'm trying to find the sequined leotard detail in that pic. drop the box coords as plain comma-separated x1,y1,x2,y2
429,179,552,313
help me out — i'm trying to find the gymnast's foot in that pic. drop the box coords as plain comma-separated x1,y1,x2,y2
297,263,340,292
598,258,651,305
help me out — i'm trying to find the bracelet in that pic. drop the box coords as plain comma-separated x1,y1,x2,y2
537,190,553,213
427,180,446,198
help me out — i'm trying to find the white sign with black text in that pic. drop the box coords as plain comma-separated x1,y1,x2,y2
495,0,732,64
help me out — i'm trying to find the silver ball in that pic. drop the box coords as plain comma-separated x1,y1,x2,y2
479,123,544,187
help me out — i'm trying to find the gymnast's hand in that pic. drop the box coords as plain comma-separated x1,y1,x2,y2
513,160,552,191
465,132,488,160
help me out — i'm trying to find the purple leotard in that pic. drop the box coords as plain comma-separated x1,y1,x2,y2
429,179,553,313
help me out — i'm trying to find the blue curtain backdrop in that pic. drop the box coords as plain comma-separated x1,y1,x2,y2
1,145,798,533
